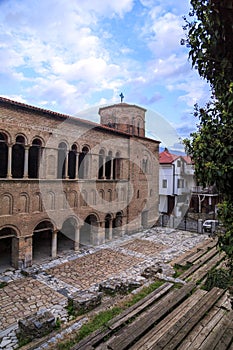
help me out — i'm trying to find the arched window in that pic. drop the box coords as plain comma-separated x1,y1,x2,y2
107,189,112,202
0,193,13,215
105,151,112,179
142,155,149,174
99,190,104,204
98,149,105,179
29,138,42,178
0,132,8,178
19,193,29,213
12,135,25,178
57,142,67,179
47,191,55,210
34,192,42,212
79,146,89,179
68,144,77,179
113,151,121,180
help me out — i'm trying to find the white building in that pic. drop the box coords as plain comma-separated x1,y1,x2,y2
159,149,195,224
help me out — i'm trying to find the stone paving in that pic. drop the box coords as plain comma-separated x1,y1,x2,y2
120,239,167,256
46,248,143,290
0,227,210,349
0,278,67,332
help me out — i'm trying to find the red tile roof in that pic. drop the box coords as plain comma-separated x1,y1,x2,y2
159,149,193,164
159,149,179,164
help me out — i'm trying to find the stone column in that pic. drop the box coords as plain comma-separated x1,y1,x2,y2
110,157,113,180
65,151,69,179
39,147,45,179
96,221,105,245
75,152,79,180
74,226,80,251
18,236,32,269
102,156,106,179
7,144,12,178
51,230,58,258
108,220,113,241
23,145,29,179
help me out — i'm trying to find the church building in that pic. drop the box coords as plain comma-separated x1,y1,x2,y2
0,97,160,269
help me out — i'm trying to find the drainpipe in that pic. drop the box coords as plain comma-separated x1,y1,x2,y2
172,164,176,196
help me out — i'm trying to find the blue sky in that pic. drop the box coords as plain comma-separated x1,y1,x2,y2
0,0,210,151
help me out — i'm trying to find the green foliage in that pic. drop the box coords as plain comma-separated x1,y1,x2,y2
16,333,31,348
203,268,231,291
0,281,7,289
66,299,76,318
55,317,62,330
124,280,164,307
183,0,233,273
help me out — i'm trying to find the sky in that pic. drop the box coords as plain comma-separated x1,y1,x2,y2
0,0,211,151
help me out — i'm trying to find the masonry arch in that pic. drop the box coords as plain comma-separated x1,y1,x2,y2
99,189,105,204
32,220,54,261
113,211,123,237
58,217,78,253
0,132,8,178
0,227,18,271
113,151,121,179
105,150,112,179
68,144,77,179
0,193,13,216
79,145,90,179
12,135,26,178
105,213,113,241
80,213,99,246
19,192,29,213
98,149,105,179
29,138,42,178
142,151,151,174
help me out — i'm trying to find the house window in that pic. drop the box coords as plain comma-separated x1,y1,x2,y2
162,179,167,188
177,179,184,188
177,160,181,167
142,156,149,173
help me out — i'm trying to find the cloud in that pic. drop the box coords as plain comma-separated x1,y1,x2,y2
177,77,211,107
0,0,210,137
80,0,134,17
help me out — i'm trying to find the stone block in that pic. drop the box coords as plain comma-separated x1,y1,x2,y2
68,290,102,314
18,309,55,340
141,264,162,279
99,277,142,295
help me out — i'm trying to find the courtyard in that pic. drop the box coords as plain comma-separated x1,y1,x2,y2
0,227,210,349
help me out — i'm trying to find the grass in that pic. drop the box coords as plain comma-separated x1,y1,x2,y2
173,262,192,278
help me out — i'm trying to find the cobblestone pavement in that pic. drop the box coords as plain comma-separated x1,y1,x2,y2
0,227,210,349
120,239,167,256
46,248,143,290
0,278,66,332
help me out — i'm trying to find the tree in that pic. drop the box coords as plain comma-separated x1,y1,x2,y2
182,0,233,274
